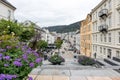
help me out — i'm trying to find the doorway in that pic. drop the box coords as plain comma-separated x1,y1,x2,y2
107,49,112,59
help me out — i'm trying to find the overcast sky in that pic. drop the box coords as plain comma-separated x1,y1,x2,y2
8,0,102,27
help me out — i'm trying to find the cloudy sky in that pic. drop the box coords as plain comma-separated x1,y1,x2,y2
8,0,102,27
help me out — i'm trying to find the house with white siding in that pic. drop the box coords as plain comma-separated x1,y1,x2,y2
0,0,16,20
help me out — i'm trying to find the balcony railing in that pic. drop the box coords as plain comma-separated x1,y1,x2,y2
98,24,108,33
98,9,108,18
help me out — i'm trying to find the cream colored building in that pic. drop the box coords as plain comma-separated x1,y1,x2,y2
0,0,16,20
80,14,92,57
92,0,120,59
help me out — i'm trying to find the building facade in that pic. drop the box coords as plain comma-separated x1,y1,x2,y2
0,0,16,20
80,14,92,57
74,30,80,53
92,0,120,59
42,29,56,44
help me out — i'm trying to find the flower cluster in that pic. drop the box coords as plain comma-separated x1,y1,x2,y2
48,54,65,65
78,56,96,65
0,74,17,80
0,45,42,79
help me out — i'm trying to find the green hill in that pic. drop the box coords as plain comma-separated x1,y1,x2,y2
44,21,81,33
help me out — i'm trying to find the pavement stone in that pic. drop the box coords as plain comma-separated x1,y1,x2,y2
29,68,41,75
110,77,120,80
39,69,70,76
87,77,112,80
53,76,69,80
70,69,120,77
70,77,87,80
36,75,52,80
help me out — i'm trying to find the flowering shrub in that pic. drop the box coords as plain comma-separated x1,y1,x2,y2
78,56,96,65
0,45,42,80
48,54,65,65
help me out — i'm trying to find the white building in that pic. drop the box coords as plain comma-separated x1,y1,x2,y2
42,29,56,44
0,0,16,20
92,0,120,59
75,30,80,52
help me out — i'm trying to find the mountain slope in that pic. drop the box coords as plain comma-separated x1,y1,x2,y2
44,21,81,33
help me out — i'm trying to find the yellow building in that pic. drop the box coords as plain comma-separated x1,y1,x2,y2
80,14,92,57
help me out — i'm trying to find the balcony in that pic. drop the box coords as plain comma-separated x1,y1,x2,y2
98,24,108,33
98,9,108,19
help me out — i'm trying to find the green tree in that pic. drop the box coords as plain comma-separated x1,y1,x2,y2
0,19,23,36
0,19,35,48
37,40,48,51
19,27,35,42
55,39,63,54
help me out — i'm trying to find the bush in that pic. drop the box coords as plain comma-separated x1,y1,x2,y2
78,56,96,65
48,54,65,65
0,44,42,80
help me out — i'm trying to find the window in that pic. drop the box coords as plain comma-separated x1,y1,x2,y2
104,4,106,8
93,45,95,51
96,46,97,52
119,32,120,43
93,35,95,41
104,34,107,42
96,34,97,42
108,0,111,10
96,12,97,19
100,47,102,53
96,22,97,31
88,25,90,31
104,48,106,55
108,33,111,42
109,16,111,27
119,12,120,24
116,51,120,58
8,10,11,19
101,34,103,42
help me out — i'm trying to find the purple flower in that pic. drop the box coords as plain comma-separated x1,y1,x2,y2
3,56,10,60
15,58,21,62
34,53,39,57
29,62,34,68
35,58,42,63
4,64,9,67
15,46,19,48
0,74,17,79
0,53,2,57
13,61,22,67
26,49,31,54
6,46,12,49
28,77,33,80
0,49,6,52
22,54,28,60
6,74,13,79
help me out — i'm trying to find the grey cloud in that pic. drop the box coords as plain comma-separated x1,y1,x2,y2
9,0,102,27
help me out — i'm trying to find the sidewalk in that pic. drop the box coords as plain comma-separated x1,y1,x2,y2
28,75,120,80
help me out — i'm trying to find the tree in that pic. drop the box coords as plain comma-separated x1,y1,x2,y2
19,28,35,42
0,19,23,36
37,40,48,51
55,39,63,54
0,19,35,48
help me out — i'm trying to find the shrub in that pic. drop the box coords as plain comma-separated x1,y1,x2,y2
48,54,65,65
78,56,96,65
0,44,42,80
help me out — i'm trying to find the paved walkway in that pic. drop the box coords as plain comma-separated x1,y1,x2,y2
29,75,120,80
29,42,120,80
29,59,120,80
